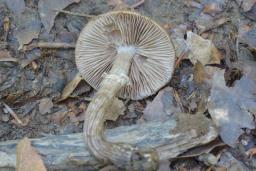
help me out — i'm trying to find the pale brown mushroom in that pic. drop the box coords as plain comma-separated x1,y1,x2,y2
75,11,175,170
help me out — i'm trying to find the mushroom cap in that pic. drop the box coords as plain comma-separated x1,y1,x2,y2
75,11,175,100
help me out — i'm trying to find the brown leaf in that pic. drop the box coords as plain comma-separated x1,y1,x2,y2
51,108,68,124
193,61,206,85
16,137,47,171
203,3,223,14
246,147,256,157
186,31,220,65
60,73,82,101
39,98,53,115
38,0,80,33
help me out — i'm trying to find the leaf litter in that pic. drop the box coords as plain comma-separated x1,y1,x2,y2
0,0,256,170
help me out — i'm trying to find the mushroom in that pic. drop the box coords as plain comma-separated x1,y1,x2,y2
75,11,175,170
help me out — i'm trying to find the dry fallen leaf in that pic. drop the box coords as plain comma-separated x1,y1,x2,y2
193,61,206,85
51,108,69,124
246,147,256,158
3,0,25,16
14,8,41,50
39,98,53,115
143,87,181,121
38,0,80,33
0,50,18,62
16,137,47,171
208,70,256,146
60,73,82,101
203,2,223,14
186,31,220,65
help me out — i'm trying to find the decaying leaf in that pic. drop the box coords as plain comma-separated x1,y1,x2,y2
208,70,256,146
0,50,18,62
38,0,80,33
39,98,53,115
60,73,82,101
193,61,206,85
16,137,47,171
3,0,25,16
143,87,181,121
186,31,221,65
14,8,41,50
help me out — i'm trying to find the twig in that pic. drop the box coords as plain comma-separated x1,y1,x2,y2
131,0,145,8
173,89,185,112
55,9,95,18
3,102,27,126
24,42,76,51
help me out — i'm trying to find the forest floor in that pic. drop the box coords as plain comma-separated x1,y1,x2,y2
0,0,256,170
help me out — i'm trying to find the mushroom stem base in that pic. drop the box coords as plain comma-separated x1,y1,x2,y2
84,51,159,170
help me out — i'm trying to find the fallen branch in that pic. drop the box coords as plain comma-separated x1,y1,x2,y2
55,9,95,18
0,113,217,170
23,42,76,51
2,102,28,126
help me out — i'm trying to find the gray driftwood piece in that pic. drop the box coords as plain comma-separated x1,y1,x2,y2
0,113,217,171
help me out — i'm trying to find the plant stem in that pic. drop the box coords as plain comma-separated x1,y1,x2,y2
84,47,159,170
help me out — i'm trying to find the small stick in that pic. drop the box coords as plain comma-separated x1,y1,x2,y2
173,89,185,113
3,102,27,126
131,0,145,8
55,9,95,18
24,42,76,51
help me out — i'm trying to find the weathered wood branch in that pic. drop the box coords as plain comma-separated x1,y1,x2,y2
0,113,218,171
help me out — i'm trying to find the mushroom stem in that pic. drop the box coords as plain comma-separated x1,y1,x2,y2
84,47,159,171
